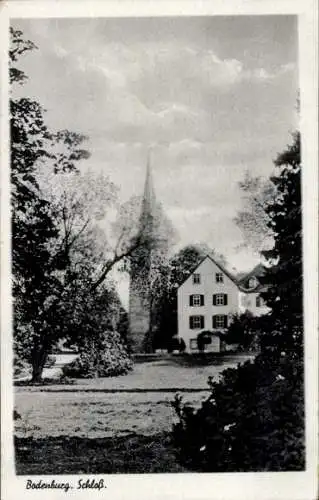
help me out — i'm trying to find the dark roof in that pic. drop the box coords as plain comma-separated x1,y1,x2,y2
236,271,247,281
238,263,268,293
240,263,266,280
239,283,268,294
177,254,239,289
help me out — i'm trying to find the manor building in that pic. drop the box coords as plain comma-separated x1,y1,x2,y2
177,256,269,352
128,158,269,354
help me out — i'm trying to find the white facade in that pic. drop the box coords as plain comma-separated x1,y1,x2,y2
239,291,269,317
177,256,239,352
177,256,270,353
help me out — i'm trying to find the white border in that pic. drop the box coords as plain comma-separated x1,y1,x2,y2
1,1,318,500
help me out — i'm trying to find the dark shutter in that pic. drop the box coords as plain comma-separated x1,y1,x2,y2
189,295,194,306
223,315,228,328
200,316,205,329
212,294,217,306
212,315,217,328
224,294,228,306
200,295,204,306
189,316,193,329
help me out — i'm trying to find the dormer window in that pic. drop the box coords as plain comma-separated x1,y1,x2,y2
249,277,258,288
256,296,264,307
193,273,201,284
216,273,223,283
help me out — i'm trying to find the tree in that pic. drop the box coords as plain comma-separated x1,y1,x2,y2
224,311,261,350
11,28,177,378
234,170,277,253
261,132,302,329
37,170,134,353
61,282,132,378
10,28,92,382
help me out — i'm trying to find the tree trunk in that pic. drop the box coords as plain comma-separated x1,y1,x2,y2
31,348,48,383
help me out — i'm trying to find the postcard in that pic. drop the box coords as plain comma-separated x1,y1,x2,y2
1,1,318,499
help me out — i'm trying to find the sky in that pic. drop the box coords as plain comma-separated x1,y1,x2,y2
12,16,298,280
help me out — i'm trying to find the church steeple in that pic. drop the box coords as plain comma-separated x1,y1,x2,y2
143,150,155,204
128,150,174,353
139,149,156,234
128,153,157,353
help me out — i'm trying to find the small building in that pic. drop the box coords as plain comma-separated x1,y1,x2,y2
177,256,270,353
238,264,270,317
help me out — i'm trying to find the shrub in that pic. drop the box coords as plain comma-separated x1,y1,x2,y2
168,336,186,353
62,330,133,378
172,348,304,472
224,312,266,351
14,356,31,378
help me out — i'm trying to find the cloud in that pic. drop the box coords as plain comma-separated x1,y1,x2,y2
12,17,298,283
17,25,296,148
244,61,296,82
58,41,295,146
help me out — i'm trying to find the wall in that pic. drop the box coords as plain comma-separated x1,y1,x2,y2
177,257,239,352
239,291,270,316
128,275,151,353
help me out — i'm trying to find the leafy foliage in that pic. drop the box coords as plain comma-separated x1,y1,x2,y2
10,28,138,381
9,27,37,84
235,171,277,253
62,331,133,378
172,350,304,471
261,132,302,328
224,312,261,350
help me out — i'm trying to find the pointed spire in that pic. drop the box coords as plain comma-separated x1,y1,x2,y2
143,148,156,208
140,149,157,232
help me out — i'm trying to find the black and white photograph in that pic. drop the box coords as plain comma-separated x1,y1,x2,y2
1,1,318,499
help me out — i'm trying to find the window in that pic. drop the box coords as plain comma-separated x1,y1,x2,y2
216,272,223,283
193,273,201,284
249,277,258,288
190,294,204,307
256,296,263,307
213,293,228,306
212,315,228,329
189,315,204,329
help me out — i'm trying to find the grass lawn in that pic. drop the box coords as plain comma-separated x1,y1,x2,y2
16,353,254,391
15,433,187,474
14,355,253,474
15,391,209,438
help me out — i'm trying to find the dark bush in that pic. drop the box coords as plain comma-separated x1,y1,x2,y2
224,312,266,351
62,330,133,378
172,347,304,472
168,336,186,353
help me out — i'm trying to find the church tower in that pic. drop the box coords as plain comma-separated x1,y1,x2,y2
128,154,158,353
